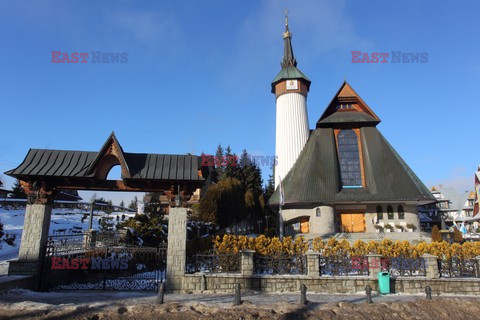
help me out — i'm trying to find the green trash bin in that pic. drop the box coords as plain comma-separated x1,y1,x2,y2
377,271,390,294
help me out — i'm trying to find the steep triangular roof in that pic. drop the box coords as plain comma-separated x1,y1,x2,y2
268,126,435,207
86,132,131,178
317,81,380,127
271,17,310,93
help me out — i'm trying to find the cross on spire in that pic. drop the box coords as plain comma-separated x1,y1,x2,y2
281,9,296,68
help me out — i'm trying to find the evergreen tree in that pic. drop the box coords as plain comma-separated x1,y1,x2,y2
119,200,125,208
95,197,114,214
215,144,225,179
144,192,163,216
128,196,138,210
118,213,166,246
99,216,114,233
198,177,246,228
263,168,277,231
10,180,26,199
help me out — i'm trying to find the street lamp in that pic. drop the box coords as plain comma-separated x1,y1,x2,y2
175,185,182,207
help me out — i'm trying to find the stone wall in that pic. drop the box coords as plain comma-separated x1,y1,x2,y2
166,207,188,291
181,273,480,295
9,203,52,278
177,251,480,295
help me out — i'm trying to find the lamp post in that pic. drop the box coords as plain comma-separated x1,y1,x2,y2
175,185,182,207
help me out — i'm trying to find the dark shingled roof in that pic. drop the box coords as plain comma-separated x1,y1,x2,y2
269,127,435,207
5,149,205,181
269,81,434,208
271,66,311,92
317,111,380,127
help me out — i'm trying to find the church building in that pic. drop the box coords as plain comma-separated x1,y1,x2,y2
269,16,435,239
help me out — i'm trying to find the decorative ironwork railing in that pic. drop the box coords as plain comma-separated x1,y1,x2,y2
254,254,306,275
186,253,240,273
386,257,427,277
439,257,478,278
42,233,167,291
319,255,369,276
46,233,88,256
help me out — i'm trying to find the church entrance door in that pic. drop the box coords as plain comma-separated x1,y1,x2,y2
340,213,365,233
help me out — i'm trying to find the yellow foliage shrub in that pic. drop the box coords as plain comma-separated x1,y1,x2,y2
213,235,478,261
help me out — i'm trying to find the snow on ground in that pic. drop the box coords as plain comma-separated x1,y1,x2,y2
0,206,136,274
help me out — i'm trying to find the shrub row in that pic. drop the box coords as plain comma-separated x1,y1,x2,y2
213,235,480,260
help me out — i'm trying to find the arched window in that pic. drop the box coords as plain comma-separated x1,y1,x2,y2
398,205,405,220
387,205,394,219
337,130,362,187
376,206,383,220
316,208,321,217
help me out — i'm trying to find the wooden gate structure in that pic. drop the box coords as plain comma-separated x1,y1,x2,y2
4,132,213,290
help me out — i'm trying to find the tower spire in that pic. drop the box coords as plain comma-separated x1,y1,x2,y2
281,9,297,68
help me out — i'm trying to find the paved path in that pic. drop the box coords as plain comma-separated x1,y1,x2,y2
0,288,474,307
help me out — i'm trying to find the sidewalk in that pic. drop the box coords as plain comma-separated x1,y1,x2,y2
1,289,480,319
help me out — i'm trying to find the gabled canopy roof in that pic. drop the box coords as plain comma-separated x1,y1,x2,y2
317,81,380,127
5,133,209,183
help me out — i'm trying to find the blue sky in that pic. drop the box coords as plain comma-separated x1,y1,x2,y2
0,0,479,205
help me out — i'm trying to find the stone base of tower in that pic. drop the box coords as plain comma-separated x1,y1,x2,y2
281,204,423,242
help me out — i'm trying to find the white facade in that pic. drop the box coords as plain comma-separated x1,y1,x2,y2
274,92,309,188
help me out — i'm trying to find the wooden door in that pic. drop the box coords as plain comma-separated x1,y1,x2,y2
340,213,365,233
300,218,309,233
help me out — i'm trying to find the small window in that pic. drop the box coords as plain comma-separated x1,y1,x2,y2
398,205,405,220
387,205,394,219
337,104,353,110
376,205,383,220
316,208,321,217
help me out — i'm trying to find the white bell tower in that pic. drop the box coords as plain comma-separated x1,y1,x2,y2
272,12,311,188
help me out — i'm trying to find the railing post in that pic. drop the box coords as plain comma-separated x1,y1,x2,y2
366,253,383,280
155,282,165,305
425,285,432,300
83,230,97,249
475,256,480,278
305,251,320,276
234,283,242,306
365,285,373,304
422,253,440,279
240,250,255,276
300,283,308,305
200,273,206,291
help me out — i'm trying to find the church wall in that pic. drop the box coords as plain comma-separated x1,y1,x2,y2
282,206,335,237
310,206,335,235
368,204,420,234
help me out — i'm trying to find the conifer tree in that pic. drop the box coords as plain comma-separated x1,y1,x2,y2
215,144,225,179
10,180,26,199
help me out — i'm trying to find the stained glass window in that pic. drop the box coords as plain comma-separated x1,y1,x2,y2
337,130,362,187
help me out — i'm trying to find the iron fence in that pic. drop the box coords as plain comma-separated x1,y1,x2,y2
386,257,427,277
439,257,478,278
319,255,369,276
254,254,306,275
42,233,167,291
186,253,240,273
